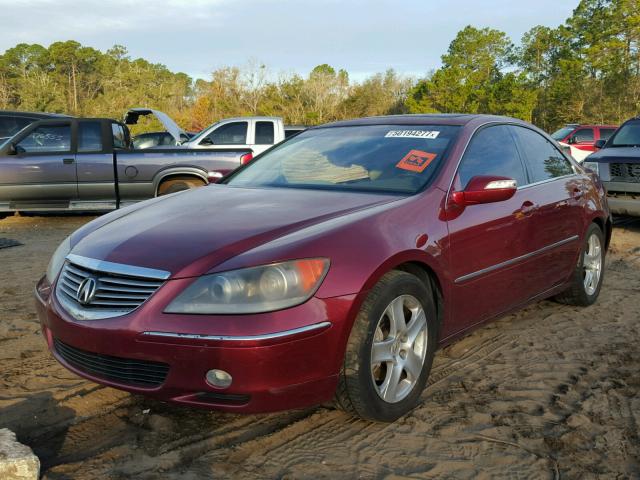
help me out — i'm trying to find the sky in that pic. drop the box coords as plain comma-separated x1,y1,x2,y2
0,0,579,82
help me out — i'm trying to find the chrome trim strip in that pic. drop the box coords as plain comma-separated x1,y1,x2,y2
141,321,332,342
455,235,580,284
66,254,171,280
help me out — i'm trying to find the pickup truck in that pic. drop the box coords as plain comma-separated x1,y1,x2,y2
129,108,306,154
583,116,640,216
0,117,252,218
551,123,618,162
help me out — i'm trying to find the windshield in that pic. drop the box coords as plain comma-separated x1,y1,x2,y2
551,127,575,141
225,124,461,194
609,121,640,147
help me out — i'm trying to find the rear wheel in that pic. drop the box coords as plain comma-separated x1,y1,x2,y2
157,176,205,196
554,223,605,306
335,270,438,422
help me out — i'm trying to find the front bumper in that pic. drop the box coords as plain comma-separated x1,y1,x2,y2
35,276,359,413
603,181,640,216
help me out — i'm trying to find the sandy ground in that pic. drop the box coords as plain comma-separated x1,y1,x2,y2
0,214,639,479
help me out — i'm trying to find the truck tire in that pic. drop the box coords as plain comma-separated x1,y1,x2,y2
554,223,605,306
335,270,438,422
157,176,206,196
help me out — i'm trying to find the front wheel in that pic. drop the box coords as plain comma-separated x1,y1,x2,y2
554,223,605,306
335,270,438,422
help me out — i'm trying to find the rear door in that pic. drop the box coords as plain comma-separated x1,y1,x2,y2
75,120,117,207
0,120,77,207
510,125,583,288
446,124,536,336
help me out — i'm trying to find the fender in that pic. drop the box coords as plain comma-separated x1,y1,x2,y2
152,166,209,195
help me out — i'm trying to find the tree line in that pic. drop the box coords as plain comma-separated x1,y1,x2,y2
1,0,637,134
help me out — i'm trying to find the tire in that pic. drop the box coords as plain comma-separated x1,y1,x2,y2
157,177,205,196
335,270,438,422
554,223,605,306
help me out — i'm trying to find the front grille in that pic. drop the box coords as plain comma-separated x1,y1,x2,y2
610,163,640,183
56,259,165,319
54,338,169,388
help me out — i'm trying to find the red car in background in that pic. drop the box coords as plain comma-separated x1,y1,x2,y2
551,123,618,162
36,114,611,422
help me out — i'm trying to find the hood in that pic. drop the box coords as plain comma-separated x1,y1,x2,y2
71,185,401,278
588,146,640,163
124,108,186,144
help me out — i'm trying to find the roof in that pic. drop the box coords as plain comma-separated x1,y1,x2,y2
0,110,71,118
319,114,525,128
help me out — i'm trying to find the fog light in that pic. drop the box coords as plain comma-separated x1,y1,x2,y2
206,369,232,388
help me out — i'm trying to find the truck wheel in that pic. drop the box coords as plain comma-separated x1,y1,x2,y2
335,270,438,422
157,177,205,196
554,223,605,306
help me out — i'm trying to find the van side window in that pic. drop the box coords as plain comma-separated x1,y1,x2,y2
457,125,527,189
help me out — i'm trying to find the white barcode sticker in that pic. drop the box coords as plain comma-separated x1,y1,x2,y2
385,130,440,139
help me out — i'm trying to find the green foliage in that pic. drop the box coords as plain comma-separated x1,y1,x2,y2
1,1,638,135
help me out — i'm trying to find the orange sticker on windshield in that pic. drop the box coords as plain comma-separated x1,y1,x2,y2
396,150,437,173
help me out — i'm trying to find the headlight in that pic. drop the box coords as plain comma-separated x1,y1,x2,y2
583,161,599,175
165,258,330,314
46,235,71,283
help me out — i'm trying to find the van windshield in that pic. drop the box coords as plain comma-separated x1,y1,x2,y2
225,124,461,194
609,121,640,147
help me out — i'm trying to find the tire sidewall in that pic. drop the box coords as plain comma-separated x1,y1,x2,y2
353,272,438,421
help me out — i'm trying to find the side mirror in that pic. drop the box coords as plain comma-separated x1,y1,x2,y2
594,139,606,149
567,136,577,144
451,176,517,207
6,142,17,155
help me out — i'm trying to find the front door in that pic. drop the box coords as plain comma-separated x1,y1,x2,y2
446,124,535,337
0,121,77,208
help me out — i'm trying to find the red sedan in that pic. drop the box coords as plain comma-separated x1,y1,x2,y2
35,115,611,422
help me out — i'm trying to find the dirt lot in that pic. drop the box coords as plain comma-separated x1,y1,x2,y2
1,214,639,479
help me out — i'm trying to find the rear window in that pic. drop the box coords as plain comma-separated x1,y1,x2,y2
255,121,275,144
226,125,461,194
599,128,616,141
78,121,103,152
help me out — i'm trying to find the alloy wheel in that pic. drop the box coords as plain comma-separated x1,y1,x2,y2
583,232,602,296
370,295,428,403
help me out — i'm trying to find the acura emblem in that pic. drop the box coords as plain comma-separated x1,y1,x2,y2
76,277,98,305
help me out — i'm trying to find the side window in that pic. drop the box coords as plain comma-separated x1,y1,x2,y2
203,122,248,145
0,116,34,138
571,128,594,143
457,125,527,189
255,121,275,145
16,124,71,153
512,126,574,182
78,121,103,152
111,123,127,149
600,128,616,141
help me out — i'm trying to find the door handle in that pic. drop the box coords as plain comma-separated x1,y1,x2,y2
519,201,539,216
63,158,75,165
